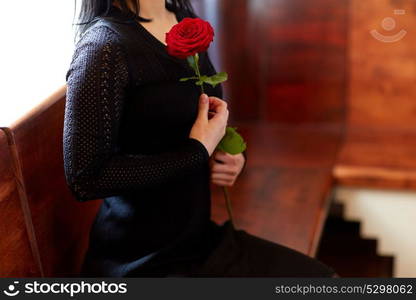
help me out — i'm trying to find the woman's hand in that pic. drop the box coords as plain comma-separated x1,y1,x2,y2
210,151,245,187
190,94,229,156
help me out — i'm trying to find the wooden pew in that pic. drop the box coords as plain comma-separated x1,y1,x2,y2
334,129,416,189
0,129,41,276
2,97,341,277
5,87,101,277
212,123,343,255
333,0,416,190
1,93,341,276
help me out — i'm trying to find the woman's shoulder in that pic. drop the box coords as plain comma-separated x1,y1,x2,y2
78,18,133,45
74,22,122,52
67,19,132,73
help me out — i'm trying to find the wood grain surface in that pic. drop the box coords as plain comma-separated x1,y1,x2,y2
0,129,40,276
8,88,102,277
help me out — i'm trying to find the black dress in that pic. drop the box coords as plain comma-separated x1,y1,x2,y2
63,5,335,277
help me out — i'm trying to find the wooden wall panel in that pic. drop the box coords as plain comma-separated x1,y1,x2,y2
333,0,416,189
219,0,263,121
348,0,416,130
0,129,40,277
218,0,349,124
10,87,101,277
263,0,349,124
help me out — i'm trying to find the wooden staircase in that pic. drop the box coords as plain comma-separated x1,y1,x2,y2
317,203,394,277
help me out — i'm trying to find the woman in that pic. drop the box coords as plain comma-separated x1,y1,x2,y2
63,0,336,277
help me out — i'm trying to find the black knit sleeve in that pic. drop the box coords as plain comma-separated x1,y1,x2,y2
63,25,209,202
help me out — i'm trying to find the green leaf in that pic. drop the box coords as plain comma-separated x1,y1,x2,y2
180,76,198,82
187,54,199,74
199,72,228,88
199,76,209,82
216,127,247,155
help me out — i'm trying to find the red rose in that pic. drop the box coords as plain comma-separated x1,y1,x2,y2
166,18,214,59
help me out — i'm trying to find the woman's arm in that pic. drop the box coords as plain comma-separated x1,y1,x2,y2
64,25,209,202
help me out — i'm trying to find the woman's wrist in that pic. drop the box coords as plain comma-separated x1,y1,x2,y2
188,137,211,160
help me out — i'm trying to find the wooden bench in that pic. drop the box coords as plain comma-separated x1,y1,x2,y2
1,87,101,277
0,89,342,276
212,123,343,255
334,129,416,189
0,129,41,276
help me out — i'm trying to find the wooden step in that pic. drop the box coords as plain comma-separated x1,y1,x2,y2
324,217,361,236
328,202,344,219
318,236,378,255
319,254,394,277
317,202,394,277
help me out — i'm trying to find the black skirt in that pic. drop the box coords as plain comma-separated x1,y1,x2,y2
96,220,336,278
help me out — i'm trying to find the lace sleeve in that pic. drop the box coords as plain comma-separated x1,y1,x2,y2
63,25,209,202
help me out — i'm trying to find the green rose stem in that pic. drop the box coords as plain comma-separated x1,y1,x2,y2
222,183,235,227
190,54,235,227
192,54,205,94
216,127,247,228
183,54,247,228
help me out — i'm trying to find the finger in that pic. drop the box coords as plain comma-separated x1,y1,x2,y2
196,93,209,122
209,156,220,168
211,179,234,187
208,99,219,112
213,105,229,120
209,97,227,114
211,163,238,175
208,158,216,168
209,96,227,105
214,151,235,164
211,173,235,181
208,97,223,108
212,150,225,163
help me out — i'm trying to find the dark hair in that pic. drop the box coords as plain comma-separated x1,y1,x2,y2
73,0,194,41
